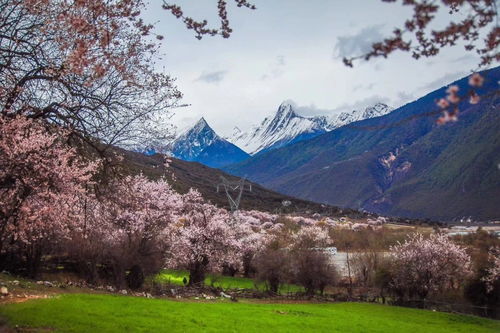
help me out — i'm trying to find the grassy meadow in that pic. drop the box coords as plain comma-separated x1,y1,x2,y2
154,269,304,293
1,293,499,333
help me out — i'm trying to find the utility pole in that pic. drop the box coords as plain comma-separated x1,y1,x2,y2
216,175,252,213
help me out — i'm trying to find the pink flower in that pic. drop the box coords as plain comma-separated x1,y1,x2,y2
469,93,480,105
436,111,458,125
436,98,449,109
468,73,484,87
446,85,459,94
446,93,460,104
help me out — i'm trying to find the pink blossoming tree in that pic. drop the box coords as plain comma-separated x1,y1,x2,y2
390,233,472,300
481,246,500,293
0,115,96,277
71,174,183,288
166,190,242,286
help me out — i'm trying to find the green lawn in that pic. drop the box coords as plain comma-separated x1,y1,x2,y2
154,269,304,293
1,294,498,333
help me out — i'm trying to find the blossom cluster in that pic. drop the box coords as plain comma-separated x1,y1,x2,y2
436,73,485,125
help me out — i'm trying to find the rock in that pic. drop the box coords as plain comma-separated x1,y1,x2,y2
146,293,153,299
194,297,199,300
36,281,44,285
106,286,115,292
1,286,8,296
220,291,231,298
11,280,19,286
120,289,128,295
44,281,54,287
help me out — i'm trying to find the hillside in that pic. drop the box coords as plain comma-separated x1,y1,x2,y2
114,147,363,217
225,67,500,221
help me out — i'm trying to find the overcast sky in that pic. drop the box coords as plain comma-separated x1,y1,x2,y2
143,0,483,136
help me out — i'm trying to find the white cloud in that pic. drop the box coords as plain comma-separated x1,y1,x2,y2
334,24,385,59
196,70,228,84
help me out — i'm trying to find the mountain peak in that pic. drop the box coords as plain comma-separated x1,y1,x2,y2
362,103,393,119
276,100,298,118
168,117,249,167
228,101,395,155
279,99,297,108
192,117,210,131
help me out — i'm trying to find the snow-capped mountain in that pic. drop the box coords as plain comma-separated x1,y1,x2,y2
168,118,249,168
329,102,394,129
227,101,393,155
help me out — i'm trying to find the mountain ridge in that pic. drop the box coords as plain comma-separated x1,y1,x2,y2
227,101,393,155
224,67,500,221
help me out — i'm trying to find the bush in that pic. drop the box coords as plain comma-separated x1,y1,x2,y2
350,251,384,287
253,248,291,293
292,250,338,295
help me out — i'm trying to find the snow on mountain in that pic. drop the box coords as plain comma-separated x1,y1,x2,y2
168,118,249,168
227,101,393,155
328,102,394,129
169,118,217,160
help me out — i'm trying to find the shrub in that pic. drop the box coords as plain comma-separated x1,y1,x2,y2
350,251,384,287
127,265,145,290
292,250,338,295
253,248,291,293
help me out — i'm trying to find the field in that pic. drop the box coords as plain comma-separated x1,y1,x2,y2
0,293,498,332
154,269,303,292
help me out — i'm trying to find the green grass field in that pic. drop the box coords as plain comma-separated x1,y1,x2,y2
0,294,498,333
154,269,304,293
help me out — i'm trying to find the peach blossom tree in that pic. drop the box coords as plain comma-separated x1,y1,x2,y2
0,115,96,277
390,233,472,300
166,190,243,285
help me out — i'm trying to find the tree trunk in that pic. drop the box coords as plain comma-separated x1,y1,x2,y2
25,243,43,279
269,276,280,294
189,261,207,286
346,250,353,298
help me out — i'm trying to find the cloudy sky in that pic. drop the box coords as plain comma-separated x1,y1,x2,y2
143,0,483,136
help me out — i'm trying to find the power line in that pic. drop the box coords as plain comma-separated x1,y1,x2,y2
216,175,252,213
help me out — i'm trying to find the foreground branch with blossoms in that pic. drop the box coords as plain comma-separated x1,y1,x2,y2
343,0,499,68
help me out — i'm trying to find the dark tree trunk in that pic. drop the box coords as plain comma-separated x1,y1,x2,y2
222,264,237,277
269,276,280,294
127,264,145,290
112,264,126,289
189,260,208,286
242,253,254,277
25,243,43,279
